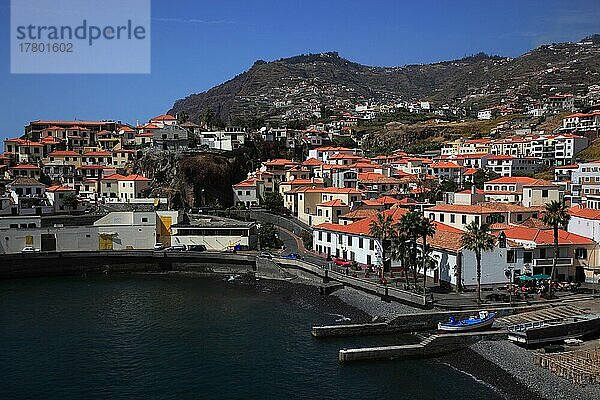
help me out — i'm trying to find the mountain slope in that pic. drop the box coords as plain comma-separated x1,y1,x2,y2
169,39,600,124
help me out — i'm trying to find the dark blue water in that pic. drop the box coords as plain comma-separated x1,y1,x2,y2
0,275,502,399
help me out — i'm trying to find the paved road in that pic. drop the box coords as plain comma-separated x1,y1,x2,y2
275,226,326,266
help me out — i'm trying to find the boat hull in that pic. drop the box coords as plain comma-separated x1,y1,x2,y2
437,315,495,332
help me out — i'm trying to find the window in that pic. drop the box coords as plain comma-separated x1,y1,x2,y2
474,216,480,225
462,215,467,224
575,248,587,259
358,238,363,248
338,235,342,245
516,213,522,222
506,249,515,263
326,233,331,242
523,251,533,264
348,236,352,246
540,248,546,259
318,232,322,241
366,255,371,265
141,217,148,223
429,213,435,220
541,189,548,198
439,213,444,222
369,240,374,250
450,214,455,223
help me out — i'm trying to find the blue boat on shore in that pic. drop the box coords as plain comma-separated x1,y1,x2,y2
438,311,496,332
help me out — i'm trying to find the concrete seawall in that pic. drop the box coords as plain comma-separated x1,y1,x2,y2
0,251,257,279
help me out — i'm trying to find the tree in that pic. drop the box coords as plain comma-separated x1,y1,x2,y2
541,200,571,295
461,221,496,304
332,136,357,149
177,111,189,123
398,210,422,282
390,232,410,285
261,191,285,214
62,193,78,211
416,216,436,293
369,212,396,273
258,223,283,249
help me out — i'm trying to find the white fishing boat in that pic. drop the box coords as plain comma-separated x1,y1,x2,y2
438,311,496,332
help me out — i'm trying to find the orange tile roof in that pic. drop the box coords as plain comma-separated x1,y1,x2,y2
339,209,380,220
429,162,465,169
502,226,593,246
103,173,127,181
569,206,600,220
151,114,177,121
233,178,258,187
302,158,324,166
522,179,556,187
11,164,40,170
358,172,403,184
315,208,407,236
121,174,151,181
46,185,75,192
486,176,539,184
263,158,298,166
317,199,347,207
48,150,81,157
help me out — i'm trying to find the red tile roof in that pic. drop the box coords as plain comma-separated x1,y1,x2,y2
569,206,600,221
486,176,539,184
151,114,177,121
315,208,408,236
121,174,151,181
317,199,347,207
501,226,593,246
46,185,75,192
233,178,258,187
48,150,80,157
11,164,40,170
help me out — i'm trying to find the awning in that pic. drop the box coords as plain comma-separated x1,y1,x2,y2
517,275,535,281
532,274,551,280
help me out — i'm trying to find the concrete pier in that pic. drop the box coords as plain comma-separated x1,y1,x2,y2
338,330,507,362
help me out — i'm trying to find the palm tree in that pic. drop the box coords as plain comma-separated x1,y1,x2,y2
403,211,423,283
416,216,436,293
369,212,396,275
541,200,571,295
390,232,410,285
461,221,496,304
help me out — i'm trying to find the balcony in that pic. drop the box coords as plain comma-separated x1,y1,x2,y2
533,258,573,267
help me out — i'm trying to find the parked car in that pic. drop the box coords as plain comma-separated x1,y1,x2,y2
260,252,275,259
21,246,40,253
186,244,207,252
283,253,303,260
166,245,187,252
153,243,164,250
333,257,352,267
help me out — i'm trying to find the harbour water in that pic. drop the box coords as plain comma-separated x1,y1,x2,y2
0,274,503,399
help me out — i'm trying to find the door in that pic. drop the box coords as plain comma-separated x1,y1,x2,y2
99,235,113,250
41,234,56,252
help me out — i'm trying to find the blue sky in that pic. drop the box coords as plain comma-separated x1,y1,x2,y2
0,0,599,146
